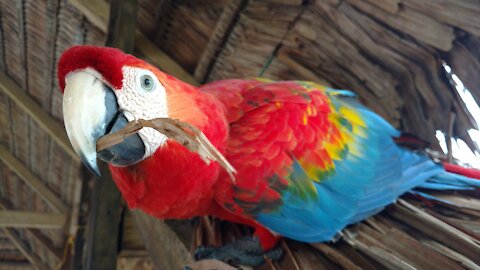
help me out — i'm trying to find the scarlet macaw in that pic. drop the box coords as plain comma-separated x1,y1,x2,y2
58,46,479,265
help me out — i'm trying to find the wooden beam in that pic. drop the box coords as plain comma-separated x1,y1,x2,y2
0,261,33,269
84,162,124,269
2,228,49,270
0,201,63,260
28,229,63,261
0,210,65,229
151,0,174,45
0,72,77,160
69,0,109,32
194,0,246,82
106,0,138,52
0,146,68,213
84,1,137,270
64,168,90,270
68,0,198,85
134,33,198,85
132,211,193,269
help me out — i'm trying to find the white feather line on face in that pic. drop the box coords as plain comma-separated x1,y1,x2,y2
114,66,169,158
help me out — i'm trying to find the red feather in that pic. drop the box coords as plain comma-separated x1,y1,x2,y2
58,46,139,90
444,163,480,180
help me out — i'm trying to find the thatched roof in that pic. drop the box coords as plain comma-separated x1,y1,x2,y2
0,0,478,269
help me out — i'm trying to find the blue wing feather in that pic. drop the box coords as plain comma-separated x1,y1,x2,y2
255,91,479,242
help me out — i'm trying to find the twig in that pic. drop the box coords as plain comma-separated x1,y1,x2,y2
96,118,237,182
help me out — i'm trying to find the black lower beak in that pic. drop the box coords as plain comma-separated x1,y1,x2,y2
97,112,145,167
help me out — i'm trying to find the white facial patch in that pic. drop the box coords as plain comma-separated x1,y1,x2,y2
113,66,169,158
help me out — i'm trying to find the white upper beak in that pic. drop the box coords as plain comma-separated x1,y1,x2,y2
63,71,110,175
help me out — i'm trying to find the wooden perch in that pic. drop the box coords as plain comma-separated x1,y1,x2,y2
131,211,193,269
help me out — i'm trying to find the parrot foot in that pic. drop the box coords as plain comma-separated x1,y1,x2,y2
193,236,283,266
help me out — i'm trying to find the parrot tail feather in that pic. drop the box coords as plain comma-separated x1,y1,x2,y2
443,163,480,179
419,171,480,190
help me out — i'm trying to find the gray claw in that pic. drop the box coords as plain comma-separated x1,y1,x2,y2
193,236,283,266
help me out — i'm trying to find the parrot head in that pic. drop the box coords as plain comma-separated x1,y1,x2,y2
58,46,211,176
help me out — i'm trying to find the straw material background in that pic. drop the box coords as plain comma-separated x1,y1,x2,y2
0,0,479,269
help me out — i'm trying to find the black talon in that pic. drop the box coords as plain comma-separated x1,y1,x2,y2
265,246,283,261
193,246,216,261
193,236,283,266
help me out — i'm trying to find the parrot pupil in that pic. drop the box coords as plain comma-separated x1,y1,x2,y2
140,75,154,91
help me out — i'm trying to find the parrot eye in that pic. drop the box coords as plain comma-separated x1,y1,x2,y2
140,74,155,91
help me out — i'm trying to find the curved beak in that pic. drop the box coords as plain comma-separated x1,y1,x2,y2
62,71,145,176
